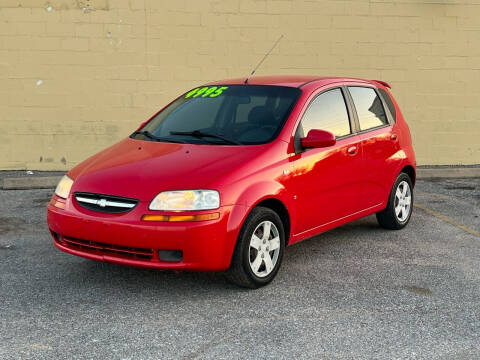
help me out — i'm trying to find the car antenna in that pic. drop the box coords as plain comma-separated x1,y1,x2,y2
244,34,283,84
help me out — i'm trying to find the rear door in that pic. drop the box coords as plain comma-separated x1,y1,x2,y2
291,86,364,234
345,86,400,209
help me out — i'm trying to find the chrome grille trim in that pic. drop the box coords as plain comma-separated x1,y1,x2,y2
74,192,139,213
76,196,136,209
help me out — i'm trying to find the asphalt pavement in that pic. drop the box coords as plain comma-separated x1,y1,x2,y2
0,178,479,359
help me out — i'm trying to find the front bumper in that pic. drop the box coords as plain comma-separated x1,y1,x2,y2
47,195,247,271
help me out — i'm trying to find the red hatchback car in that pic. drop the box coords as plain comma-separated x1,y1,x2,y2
47,75,416,288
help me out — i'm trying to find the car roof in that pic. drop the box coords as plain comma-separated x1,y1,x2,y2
206,75,379,88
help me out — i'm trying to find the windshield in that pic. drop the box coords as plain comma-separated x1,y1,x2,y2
132,85,301,145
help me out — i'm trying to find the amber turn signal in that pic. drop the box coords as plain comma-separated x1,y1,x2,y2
142,212,220,222
49,198,66,209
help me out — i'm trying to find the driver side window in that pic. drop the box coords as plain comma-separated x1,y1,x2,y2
297,88,351,138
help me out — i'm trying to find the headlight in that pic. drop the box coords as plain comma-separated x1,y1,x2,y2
55,175,74,199
149,190,220,211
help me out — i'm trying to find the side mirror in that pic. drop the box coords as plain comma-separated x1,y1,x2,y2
301,129,336,149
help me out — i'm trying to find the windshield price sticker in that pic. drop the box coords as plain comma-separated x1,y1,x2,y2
185,86,228,99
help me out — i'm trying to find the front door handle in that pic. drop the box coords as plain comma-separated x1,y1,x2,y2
347,146,358,156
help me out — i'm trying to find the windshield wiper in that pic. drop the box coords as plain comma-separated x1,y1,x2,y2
131,130,185,143
170,130,241,145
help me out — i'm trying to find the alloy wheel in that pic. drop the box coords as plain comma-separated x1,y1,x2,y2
394,180,412,222
248,220,281,278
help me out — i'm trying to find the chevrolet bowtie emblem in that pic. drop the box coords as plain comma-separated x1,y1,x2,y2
97,199,107,207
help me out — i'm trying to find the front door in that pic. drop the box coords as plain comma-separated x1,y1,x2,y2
291,87,364,235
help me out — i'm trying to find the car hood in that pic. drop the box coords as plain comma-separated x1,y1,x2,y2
69,138,260,202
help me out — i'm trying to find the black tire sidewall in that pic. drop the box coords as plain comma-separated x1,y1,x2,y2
240,208,285,286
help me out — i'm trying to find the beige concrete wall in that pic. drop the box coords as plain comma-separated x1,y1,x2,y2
0,0,479,170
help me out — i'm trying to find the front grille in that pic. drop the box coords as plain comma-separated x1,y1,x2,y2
61,236,153,260
74,192,138,213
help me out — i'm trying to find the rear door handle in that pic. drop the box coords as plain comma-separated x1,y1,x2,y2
347,146,358,155
391,134,398,141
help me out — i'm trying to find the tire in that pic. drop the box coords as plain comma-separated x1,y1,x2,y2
376,172,414,230
225,207,285,289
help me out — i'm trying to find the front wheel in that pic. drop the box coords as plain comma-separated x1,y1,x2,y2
376,173,413,230
225,207,285,288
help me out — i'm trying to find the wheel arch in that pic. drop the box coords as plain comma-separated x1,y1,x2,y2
400,164,416,187
232,179,295,247
254,198,292,246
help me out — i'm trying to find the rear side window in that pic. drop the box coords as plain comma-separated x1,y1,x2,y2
298,88,351,138
349,87,388,131
378,88,396,121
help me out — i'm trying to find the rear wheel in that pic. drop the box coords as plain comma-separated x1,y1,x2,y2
376,173,413,230
225,207,285,288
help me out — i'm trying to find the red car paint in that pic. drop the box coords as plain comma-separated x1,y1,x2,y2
47,75,416,271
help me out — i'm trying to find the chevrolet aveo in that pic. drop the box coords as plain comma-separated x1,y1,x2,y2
47,75,416,288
